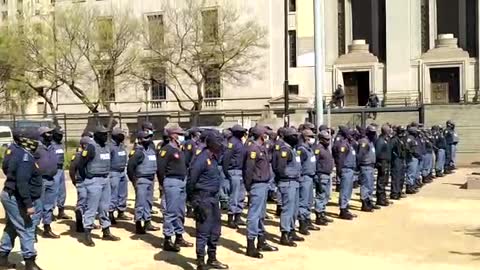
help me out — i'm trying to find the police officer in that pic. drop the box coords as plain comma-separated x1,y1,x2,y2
357,125,378,212
69,136,92,233
157,127,193,252
244,126,278,259
109,128,130,224
297,129,320,235
218,129,232,210
274,127,304,246
332,127,357,220
51,127,71,220
271,127,286,217
422,130,435,183
78,126,120,247
432,125,446,177
222,124,246,229
128,130,159,235
184,128,202,167
2,128,23,175
375,124,392,206
187,134,229,270
405,126,420,194
390,126,407,200
444,120,459,172
313,130,334,226
37,126,60,238
0,128,43,270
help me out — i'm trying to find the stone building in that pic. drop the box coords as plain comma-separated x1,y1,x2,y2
0,0,479,123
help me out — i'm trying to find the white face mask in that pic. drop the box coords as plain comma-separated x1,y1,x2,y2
308,138,316,145
177,135,185,143
241,137,246,144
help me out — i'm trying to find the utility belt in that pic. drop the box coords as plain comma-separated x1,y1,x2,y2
301,174,316,177
316,171,332,177
111,168,126,173
136,174,155,181
359,163,375,168
86,173,109,179
165,175,186,181
278,178,299,183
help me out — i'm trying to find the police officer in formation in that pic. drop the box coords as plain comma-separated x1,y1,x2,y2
51,127,71,220
0,128,43,270
313,130,334,226
109,128,130,224
357,125,379,212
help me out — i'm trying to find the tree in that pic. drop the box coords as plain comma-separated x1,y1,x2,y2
141,0,267,124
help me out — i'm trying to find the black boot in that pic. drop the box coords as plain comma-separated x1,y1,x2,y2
390,193,401,200
234,214,246,226
109,211,117,225
24,256,42,270
84,229,95,247
227,215,238,229
163,236,180,252
369,199,381,210
290,231,304,242
197,256,207,270
207,254,229,269
220,201,228,211
175,234,193,248
144,221,160,231
275,205,282,217
436,171,444,177
116,211,131,221
406,186,417,194
102,227,121,241
361,200,374,212
186,206,195,218
257,235,278,252
298,220,310,236
339,209,355,220
0,252,15,269
42,224,60,239
57,208,72,220
376,198,390,207
280,232,296,247
315,212,328,226
246,239,263,259
307,219,320,231
75,210,85,233
136,221,146,234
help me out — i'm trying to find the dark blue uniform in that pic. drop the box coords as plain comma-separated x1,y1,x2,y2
2,143,20,175
222,136,245,216
51,141,66,211
333,138,356,210
433,132,446,174
36,142,58,226
390,135,407,198
297,143,316,222
357,138,376,203
375,135,391,203
313,143,334,214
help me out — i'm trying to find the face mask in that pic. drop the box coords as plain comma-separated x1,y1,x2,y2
284,135,299,147
113,134,125,144
42,133,53,143
308,138,316,145
241,137,246,144
177,135,185,143
94,132,108,145
52,133,63,143
262,135,270,143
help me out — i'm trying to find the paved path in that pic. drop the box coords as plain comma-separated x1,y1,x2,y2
0,169,479,270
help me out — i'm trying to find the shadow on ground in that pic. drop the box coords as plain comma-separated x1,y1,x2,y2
450,251,480,260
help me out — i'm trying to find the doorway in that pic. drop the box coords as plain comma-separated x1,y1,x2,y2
429,67,460,104
343,71,370,106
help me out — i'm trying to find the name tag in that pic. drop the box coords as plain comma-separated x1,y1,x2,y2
118,151,126,156
352,150,356,156
148,155,157,161
295,156,301,163
55,149,64,154
310,156,316,162
100,153,110,160
372,148,376,153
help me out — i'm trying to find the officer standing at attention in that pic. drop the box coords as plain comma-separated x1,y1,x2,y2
109,128,130,224
0,128,43,270
157,127,193,252
2,128,23,175
444,120,459,172
78,126,120,247
36,126,60,238
432,125,446,177
274,127,304,247
244,126,278,259
390,126,407,200
405,126,420,194
332,127,357,220
218,129,232,210
69,136,92,233
184,128,202,167
51,127,71,220
313,130,334,226
357,125,379,212
187,134,229,270
128,130,160,235
271,127,286,217
375,124,392,206
296,129,320,235
222,124,247,229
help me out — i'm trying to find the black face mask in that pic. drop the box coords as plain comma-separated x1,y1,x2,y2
366,131,377,142
42,133,53,145
112,134,125,145
284,135,299,147
232,131,245,140
94,132,108,146
52,133,63,143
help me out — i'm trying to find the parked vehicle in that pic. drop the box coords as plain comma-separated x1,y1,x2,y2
0,126,13,147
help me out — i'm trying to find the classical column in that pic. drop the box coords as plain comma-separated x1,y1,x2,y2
370,0,380,60
344,0,353,52
428,0,437,49
458,0,467,50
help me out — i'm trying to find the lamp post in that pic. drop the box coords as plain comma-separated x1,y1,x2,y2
314,0,325,127
143,82,150,120
283,0,290,127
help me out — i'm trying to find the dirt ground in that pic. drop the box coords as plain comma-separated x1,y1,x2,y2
1,169,479,270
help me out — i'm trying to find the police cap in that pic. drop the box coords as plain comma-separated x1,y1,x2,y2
137,130,153,139
251,125,267,137
112,127,124,136
230,124,247,133
283,127,299,137
167,127,185,136
318,130,331,141
38,126,54,135
301,129,315,138
141,121,155,131
80,136,92,145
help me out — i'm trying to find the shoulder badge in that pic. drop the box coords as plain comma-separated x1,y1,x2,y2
5,149,11,155
340,147,346,153
82,150,88,157
248,141,252,146
180,145,184,151
227,142,233,149
23,153,29,162
362,143,367,148
187,144,192,150
129,150,136,157
196,149,202,155
35,163,39,169
296,150,302,155
71,155,76,161
315,149,320,155
407,138,411,143
77,147,82,152
275,145,280,151
157,144,162,150
207,158,212,166
281,151,287,158
250,151,257,159
160,150,167,157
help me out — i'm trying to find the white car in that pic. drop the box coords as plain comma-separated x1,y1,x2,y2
0,126,13,147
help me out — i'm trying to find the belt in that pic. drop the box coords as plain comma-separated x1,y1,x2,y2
317,172,331,176
360,164,375,168
111,168,125,173
301,174,315,177
42,175,54,181
165,175,186,181
137,175,155,181
89,174,109,178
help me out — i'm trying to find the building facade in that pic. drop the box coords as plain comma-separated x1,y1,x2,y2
1,0,479,120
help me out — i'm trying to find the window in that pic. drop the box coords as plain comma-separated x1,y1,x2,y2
288,30,297,67
289,0,296,12
1,11,7,21
97,17,113,51
34,9,40,16
151,67,166,101
288,85,299,95
202,9,218,43
203,64,221,99
100,68,115,102
147,14,164,48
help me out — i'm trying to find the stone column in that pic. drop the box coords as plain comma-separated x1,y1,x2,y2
344,0,353,53
458,0,467,50
370,0,380,60
428,0,437,49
